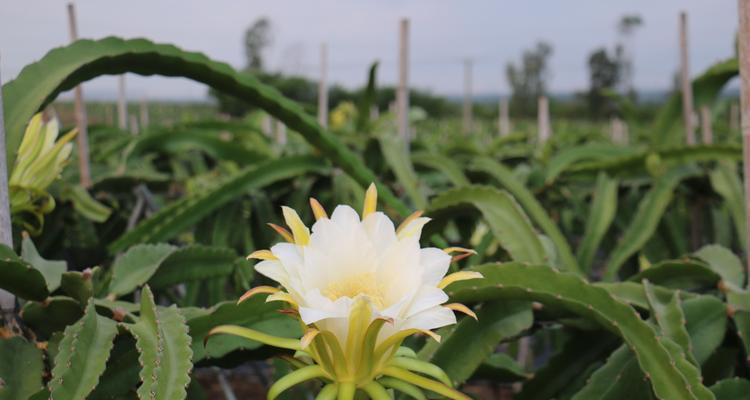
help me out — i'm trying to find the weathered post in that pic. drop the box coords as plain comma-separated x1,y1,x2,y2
462,58,473,135
118,75,127,130
318,43,328,128
139,98,149,131
537,96,551,143
129,114,139,135
103,105,113,126
275,121,287,145
499,99,510,136
397,18,410,142
680,11,696,145
67,2,92,187
700,106,713,144
737,0,750,284
731,103,740,133
0,56,15,312
261,115,272,136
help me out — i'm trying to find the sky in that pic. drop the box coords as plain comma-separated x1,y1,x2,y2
0,0,739,101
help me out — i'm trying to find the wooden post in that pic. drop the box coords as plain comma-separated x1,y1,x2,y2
737,0,750,285
397,18,410,142
0,55,15,312
700,106,713,144
117,75,127,130
499,99,510,136
275,121,287,145
261,115,272,136
67,2,91,187
537,96,551,143
610,117,620,144
462,58,473,135
139,98,149,131
129,114,139,135
104,104,113,126
318,43,328,128
679,11,696,145
610,117,630,145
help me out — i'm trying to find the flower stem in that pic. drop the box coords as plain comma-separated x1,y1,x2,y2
267,365,326,400
316,383,338,400
382,367,470,400
337,382,356,400
361,382,391,400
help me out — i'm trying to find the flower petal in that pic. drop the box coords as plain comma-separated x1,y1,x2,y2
438,271,484,289
401,285,449,318
238,286,279,304
282,206,310,245
362,183,378,218
397,216,431,240
255,260,290,287
363,212,397,253
400,306,456,332
420,247,451,286
443,303,477,320
246,249,277,260
309,198,328,220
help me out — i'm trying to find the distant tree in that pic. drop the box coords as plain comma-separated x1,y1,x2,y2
587,47,622,118
617,14,643,97
244,18,273,70
505,42,554,116
211,17,274,116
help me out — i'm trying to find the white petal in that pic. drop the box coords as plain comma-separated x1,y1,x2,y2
254,260,289,287
377,237,422,304
314,317,351,346
400,306,456,331
420,247,451,286
398,217,431,240
298,289,351,324
330,205,361,226
271,243,304,271
304,208,378,288
379,295,411,320
269,243,306,292
403,285,448,317
363,212,397,253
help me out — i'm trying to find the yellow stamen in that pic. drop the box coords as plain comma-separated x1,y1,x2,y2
246,249,277,261
362,183,378,218
238,286,280,304
309,198,328,220
438,271,484,289
300,328,320,349
444,303,478,320
266,292,298,307
321,273,385,310
267,223,294,243
282,206,311,245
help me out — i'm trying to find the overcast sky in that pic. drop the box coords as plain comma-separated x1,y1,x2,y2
0,0,739,100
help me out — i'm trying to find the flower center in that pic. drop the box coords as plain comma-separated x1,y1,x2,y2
322,273,385,309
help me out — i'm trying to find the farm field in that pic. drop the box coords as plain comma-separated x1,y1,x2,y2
1,2,750,400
